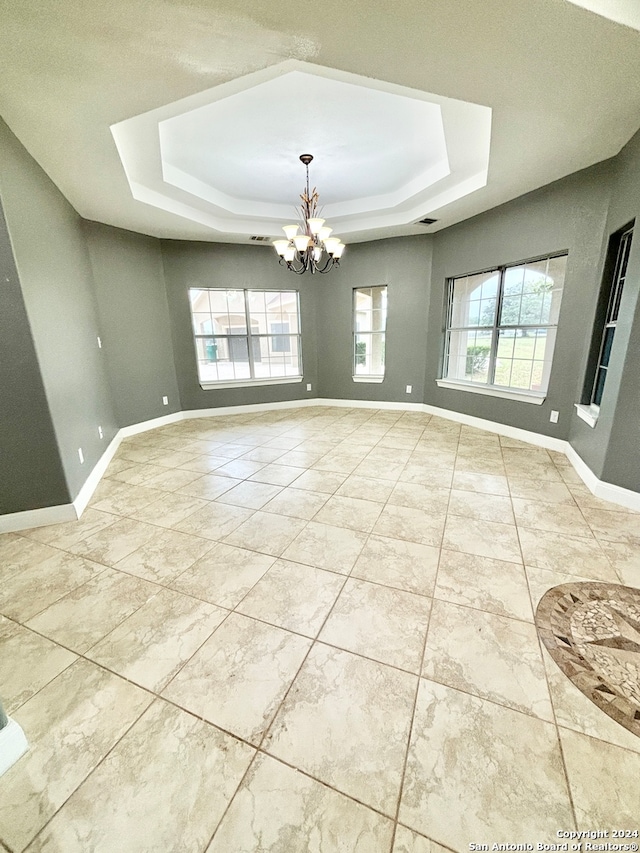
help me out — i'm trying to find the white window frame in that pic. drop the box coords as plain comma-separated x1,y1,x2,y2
439,253,567,402
189,288,303,389
352,285,387,383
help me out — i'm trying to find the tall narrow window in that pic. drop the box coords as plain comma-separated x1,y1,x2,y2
443,253,567,397
353,286,387,381
189,288,302,387
588,224,633,408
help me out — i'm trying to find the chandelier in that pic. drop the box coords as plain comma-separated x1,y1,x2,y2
273,154,345,275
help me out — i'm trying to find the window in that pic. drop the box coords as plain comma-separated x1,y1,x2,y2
442,253,567,398
353,286,387,381
189,288,302,387
585,224,633,409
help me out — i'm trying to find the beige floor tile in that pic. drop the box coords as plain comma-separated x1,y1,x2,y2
236,559,344,637
388,483,451,514
223,511,307,556
581,505,640,544
508,479,575,504
504,460,562,482
247,463,303,486
353,458,406,481
352,534,439,597
261,487,329,520
373,505,445,547
435,550,533,622
312,453,364,475
518,527,617,579
264,643,416,815
335,474,395,503
87,589,226,691
501,447,553,466
525,565,595,611
541,648,640,754
207,752,393,853
559,728,640,828
276,449,325,467
599,539,640,585
170,542,275,608
398,463,454,489
410,449,457,470
114,528,213,583
451,471,510,496
163,612,310,744
313,494,382,532
454,456,506,476
173,502,253,540
67,517,160,565
319,578,431,673
0,659,151,852
568,483,638,513
215,458,266,479
448,489,514,523
0,535,68,577
129,491,211,527
0,618,76,714
399,680,573,849
366,447,412,465
177,454,229,473
141,466,203,491
511,498,593,537
393,826,452,853
0,550,104,621
442,515,521,563
27,700,254,853
21,509,117,549
27,569,158,652
422,600,553,720
174,472,241,499
151,449,202,469
216,480,283,509
282,521,368,573
105,461,166,486
289,469,348,493
89,480,165,515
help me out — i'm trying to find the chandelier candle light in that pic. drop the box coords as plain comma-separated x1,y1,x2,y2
273,154,345,275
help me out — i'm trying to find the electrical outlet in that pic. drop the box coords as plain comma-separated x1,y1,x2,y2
97,336,102,349
406,385,412,394
162,396,169,405
98,425,103,439
550,410,559,423
78,447,84,464
306,383,312,391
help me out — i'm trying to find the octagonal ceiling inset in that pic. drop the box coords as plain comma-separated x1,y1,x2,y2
111,61,492,239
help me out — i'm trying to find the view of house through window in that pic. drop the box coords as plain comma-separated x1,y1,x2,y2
353,286,387,379
444,253,567,395
189,289,302,385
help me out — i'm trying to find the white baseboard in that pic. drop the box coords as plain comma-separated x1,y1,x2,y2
0,718,29,776
3,398,638,533
0,502,77,534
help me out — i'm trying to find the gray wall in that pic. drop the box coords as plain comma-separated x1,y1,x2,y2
315,236,432,405
161,241,319,411
0,119,118,501
84,221,180,427
570,129,640,490
0,198,70,513
426,163,613,440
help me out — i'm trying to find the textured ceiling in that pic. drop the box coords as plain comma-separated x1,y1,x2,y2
1,0,640,244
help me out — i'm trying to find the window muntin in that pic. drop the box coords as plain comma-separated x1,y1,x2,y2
590,225,633,408
353,286,387,379
189,288,302,385
444,253,567,395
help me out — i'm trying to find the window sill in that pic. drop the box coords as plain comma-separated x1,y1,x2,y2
352,375,385,384
574,403,599,428
200,377,303,391
435,379,546,405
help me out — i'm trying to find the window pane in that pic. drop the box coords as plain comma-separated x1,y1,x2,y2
190,289,210,311
600,325,615,368
450,273,498,328
354,333,385,376
494,328,555,392
445,330,493,383
593,366,607,406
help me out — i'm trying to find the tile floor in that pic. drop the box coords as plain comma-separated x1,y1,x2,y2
1,406,640,852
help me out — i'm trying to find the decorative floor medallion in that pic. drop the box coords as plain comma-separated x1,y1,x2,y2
536,582,640,738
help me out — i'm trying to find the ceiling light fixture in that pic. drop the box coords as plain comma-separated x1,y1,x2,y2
273,154,345,275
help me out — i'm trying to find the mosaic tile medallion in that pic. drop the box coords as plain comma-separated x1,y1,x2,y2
536,582,640,738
